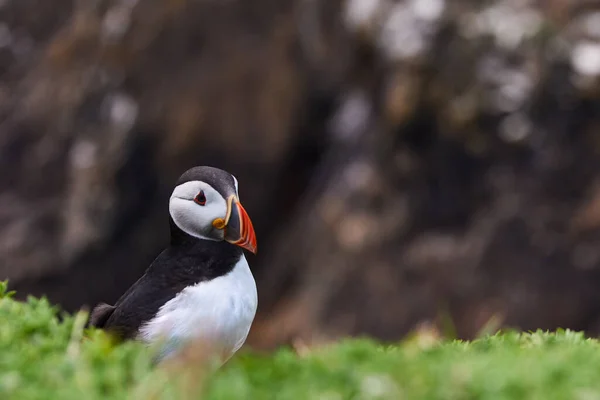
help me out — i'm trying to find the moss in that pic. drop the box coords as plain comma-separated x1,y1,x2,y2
207,331,600,399
2,282,600,399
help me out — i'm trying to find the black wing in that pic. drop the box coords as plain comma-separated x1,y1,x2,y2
97,262,194,339
99,274,177,340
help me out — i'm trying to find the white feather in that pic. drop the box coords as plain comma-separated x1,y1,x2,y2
169,181,228,241
137,255,258,362
232,175,239,196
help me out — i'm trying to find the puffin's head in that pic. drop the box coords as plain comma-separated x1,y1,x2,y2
168,166,257,254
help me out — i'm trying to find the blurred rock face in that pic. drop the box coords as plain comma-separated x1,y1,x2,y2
3,0,600,348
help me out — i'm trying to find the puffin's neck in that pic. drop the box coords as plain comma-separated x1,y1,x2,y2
167,217,243,280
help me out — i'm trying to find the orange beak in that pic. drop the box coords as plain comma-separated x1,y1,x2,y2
222,197,257,254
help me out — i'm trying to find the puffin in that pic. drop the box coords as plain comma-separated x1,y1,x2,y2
88,166,258,364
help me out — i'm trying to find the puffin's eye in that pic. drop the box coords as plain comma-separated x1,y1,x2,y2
194,191,207,206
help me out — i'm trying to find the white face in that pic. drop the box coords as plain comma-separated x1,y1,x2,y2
169,181,229,241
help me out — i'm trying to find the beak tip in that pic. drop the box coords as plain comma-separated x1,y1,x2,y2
245,234,257,255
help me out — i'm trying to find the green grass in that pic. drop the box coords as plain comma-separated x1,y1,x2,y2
2,280,600,399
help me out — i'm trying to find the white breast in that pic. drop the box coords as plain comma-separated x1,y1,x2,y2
138,255,258,362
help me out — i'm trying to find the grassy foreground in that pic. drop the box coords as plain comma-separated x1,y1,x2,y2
2,282,600,400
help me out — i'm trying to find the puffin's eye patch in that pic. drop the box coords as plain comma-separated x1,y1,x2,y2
194,191,207,206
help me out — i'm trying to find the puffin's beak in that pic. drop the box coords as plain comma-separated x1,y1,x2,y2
218,196,257,254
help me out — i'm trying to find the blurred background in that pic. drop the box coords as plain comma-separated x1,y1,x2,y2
2,0,600,350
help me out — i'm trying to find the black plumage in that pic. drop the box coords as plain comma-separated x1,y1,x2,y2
176,166,237,199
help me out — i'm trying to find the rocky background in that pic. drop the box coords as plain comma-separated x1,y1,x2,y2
2,0,600,349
